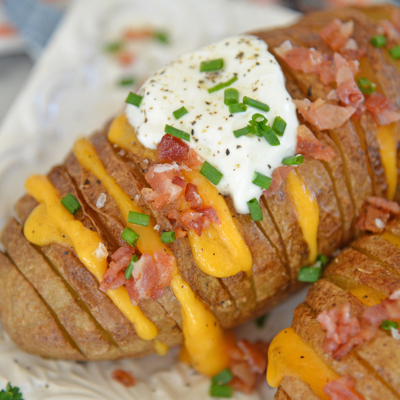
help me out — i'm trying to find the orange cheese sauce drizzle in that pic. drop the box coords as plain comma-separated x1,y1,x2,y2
73,138,229,376
23,175,158,341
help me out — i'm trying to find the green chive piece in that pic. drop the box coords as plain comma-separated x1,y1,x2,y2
233,125,256,138
261,125,280,146
125,92,143,107
61,193,81,215
154,30,169,44
165,124,191,141
282,154,304,166
389,44,400,60
243,96,270,112
105,41,123,52
209,384,233,398
252,171,272,190
212,368,233,386
255,313,269,328
297,266,322,282
208,76,238,93
248,198,263,222
200,58,224,72
173,106,188,120
124,254,138,280
371,34,387,48
252,113,266,123
121,227,140,246
381,320,399,331
128,211,150,226
200,161,223,185
224,88,239,106
160,231,176,243
229,103,247,113
357,77,375,94
272,116,287,136
118,77,136,86
316,254,328,267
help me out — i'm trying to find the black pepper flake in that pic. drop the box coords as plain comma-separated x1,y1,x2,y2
191,121,196,125
268,164,271,169
84,179,90,185
97,179,101,184
307,85,312,97
205,101,211,105
300,356,304,358
191,129,194,135
64,251,69,255
237,145,241,149
236,51,244,59
226,149,230,155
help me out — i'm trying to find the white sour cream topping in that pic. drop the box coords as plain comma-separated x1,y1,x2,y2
126,35,299,213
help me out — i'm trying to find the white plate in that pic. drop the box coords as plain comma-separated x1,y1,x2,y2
0,0,301,398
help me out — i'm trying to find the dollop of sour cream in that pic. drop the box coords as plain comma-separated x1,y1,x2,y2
126,35,299,214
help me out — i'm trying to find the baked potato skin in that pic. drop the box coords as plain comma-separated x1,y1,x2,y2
1,6,400,361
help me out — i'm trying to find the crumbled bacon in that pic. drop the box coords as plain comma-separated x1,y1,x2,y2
123,28,153,40
318,291,400,359
324,376,364,400
294,98,355,130
197,206,221,225
263,166,295,198
364,93,400,126
320,59,336,85
117,52,135,66
356,196,400,233
181,210,205,236
112,369,136,387
296,125,335,162
142,163,186,209
380,19,400,44
185,183,203,209
319,19,354,51
157,134,201,168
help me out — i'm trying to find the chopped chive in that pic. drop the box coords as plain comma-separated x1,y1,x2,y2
255,313,268,328
61,193,81,215
389,44,400,60
243,96,270,112
128,211,150,226
173,106,188,119
247,198,263,222
104,41,123,52
224,88,239,105
252,171,272,189
282,154,304,166
124,254,138,280
125,92,143,107
200,58,224,72
381,320,399,331
233,125,255,138
272,117,287,136
165,124,191,141
212,368,233,386
229,103,247,113
261,125,280,146
209,384,233,398
357,77,375,94
208,76,238,93
154,30,169,44
371,34,387,48
160,231,176,243
200,161,223,185
121,227,140,246
252,113,266,123
316,254,328,267
118,77,136,86
297,266,322,282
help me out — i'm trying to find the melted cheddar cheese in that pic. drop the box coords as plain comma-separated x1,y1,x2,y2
73,138,229,376
24,175,158,340
108,114,253,278
285,169,319,264
267,327,338,400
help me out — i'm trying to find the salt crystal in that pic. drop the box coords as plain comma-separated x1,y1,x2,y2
96,193,106,208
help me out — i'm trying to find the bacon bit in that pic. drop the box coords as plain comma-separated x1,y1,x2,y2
181,210,204,236
153,252,175,288
319,19,354,51
263,166,295,198
274,40,325,74
175,227,187,239
0,25,16,37
319,293,400,359
339,38,367,60
296,125,335,162
197,206,221,225
142,163,185,209
357,196,400,233
324,376,364,400
125,277,140,305
151,288,164,300
237,340,268,374
320,60,336,85
185,183,203,209
380,20,400,44
112,369,136,387
123,28,153,41
157,134,201,168
364,93,400,126
294,98,355,130
117,51,135,66
327,89,339,101
172,176,186,188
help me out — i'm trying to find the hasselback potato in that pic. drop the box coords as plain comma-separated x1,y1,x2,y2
1,4,400,372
